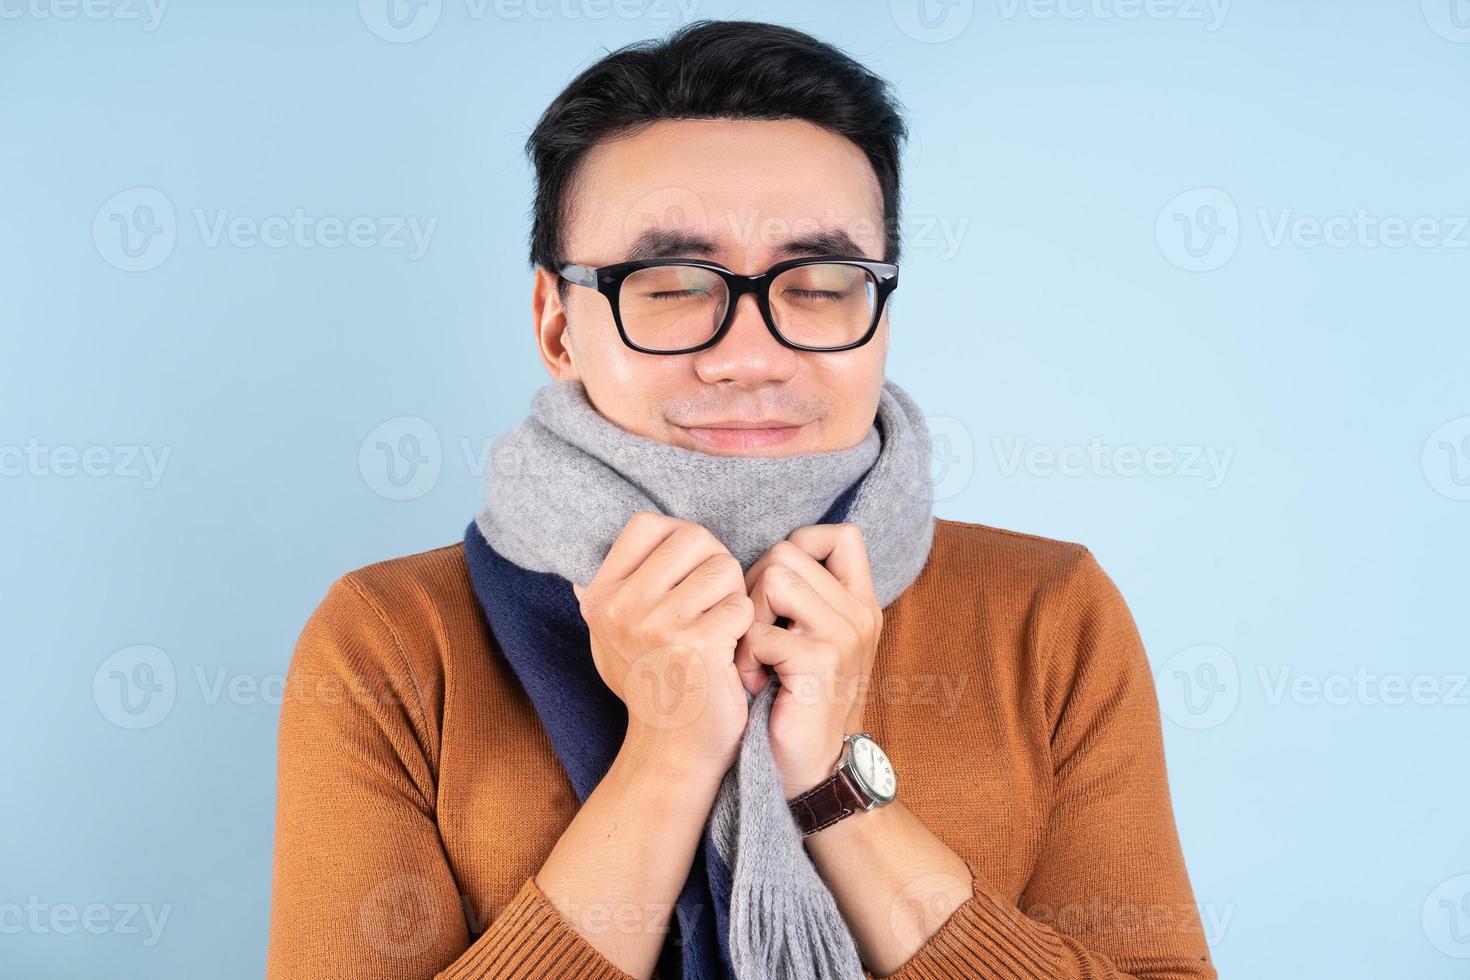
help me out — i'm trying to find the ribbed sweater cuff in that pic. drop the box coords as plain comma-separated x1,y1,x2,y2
437,875,639,980
879,877,1066,980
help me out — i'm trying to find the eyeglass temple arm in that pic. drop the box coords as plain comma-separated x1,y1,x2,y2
558,263,599,289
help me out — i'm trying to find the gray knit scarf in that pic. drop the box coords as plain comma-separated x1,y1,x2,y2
473,377,934,979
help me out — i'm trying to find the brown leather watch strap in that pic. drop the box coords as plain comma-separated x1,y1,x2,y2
788,767,869,837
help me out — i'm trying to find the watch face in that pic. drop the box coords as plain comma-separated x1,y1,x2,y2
847,735,897,803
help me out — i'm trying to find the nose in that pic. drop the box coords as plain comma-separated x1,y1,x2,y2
690,292,799,386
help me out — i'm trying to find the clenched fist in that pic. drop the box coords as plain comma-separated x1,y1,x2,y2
573,511,756,777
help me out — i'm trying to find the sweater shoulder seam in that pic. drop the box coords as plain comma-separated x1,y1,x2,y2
335,571,441,785
934,515,1088,551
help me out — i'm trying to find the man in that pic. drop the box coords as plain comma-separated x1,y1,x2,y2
267,19,1215,980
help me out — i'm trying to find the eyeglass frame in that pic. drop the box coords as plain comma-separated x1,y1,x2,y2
556,254,899,355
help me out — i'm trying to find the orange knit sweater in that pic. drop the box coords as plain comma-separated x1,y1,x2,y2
266,518,1216,979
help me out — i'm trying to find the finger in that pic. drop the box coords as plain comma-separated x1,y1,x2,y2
746,541,864,634
747,543,855,625
702,590,758,654
732,652,770,696
621,518,730,599
747,558,849,641
737,619,829,677
785,523,879,607
595,511,686,585
732,620,776,695
664,551,750,623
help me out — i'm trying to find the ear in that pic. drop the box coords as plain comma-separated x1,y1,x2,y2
532,265,579,382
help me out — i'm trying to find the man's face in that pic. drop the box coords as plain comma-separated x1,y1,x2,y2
532,118,891,458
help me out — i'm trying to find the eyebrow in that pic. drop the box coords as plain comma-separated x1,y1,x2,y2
624,227,870,262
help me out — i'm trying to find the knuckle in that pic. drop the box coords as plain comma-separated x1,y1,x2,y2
770,539,803,563
602,587,634,633
703,549,735,573
694,553,737,590
668,522,717,554
625,510,662,532
714,551,744,582
863,602,883,637
725,591,755,618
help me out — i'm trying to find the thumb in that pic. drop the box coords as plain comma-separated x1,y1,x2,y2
733,629,768,696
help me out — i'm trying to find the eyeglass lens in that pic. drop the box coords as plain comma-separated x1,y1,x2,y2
618,263,880,352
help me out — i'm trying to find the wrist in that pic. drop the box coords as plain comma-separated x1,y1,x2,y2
616,729,730,793
786,731,899,838
781,739,847,800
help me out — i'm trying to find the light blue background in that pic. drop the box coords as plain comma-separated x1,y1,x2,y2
3,2,1467,977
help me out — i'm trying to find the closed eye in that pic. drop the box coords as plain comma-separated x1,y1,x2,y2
646,289,711,300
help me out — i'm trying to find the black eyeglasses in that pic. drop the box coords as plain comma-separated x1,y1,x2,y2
556,255,898,355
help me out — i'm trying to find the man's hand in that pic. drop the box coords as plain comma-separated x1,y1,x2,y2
732,522,883,799
525,512,757,977
566,516,974,979
573,511,756,779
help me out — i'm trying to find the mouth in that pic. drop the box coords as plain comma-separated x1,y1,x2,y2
678,421,808,451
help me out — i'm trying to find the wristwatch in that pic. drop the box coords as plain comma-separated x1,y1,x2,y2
787,732,898,838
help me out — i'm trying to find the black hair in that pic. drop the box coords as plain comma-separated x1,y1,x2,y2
524,19,909,296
